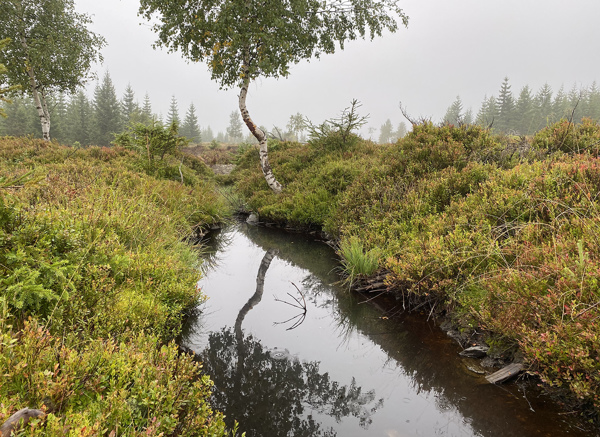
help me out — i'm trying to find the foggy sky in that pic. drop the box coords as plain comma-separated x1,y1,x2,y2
75,0,600,136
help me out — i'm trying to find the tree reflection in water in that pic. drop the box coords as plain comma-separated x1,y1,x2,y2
202,328,382,436
200,249,383,437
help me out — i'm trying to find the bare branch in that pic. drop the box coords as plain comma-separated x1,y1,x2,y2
398,101,418,126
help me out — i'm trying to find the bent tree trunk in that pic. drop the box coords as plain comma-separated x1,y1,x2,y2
238,76,283,194
234,248,278,391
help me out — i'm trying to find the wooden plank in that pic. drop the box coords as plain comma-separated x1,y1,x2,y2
356,282,386,292
486,363,524,384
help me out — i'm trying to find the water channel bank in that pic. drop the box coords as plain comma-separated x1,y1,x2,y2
181,223,594,436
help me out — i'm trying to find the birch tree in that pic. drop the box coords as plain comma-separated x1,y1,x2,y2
0,0,105,140
139,0,407,193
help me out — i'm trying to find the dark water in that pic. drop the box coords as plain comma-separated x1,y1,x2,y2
181,223,593,437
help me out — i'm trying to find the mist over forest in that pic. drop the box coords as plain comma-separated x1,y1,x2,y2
3,72,599,147
4,0,600,433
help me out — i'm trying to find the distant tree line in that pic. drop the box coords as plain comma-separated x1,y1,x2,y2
377,119,407,144
0,70,316,147
0,71,232,146
443,77,600,135
7,73,599,146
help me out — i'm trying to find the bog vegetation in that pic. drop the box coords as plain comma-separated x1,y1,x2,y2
233,118,600,421
0,136,232,435
3,110,600,429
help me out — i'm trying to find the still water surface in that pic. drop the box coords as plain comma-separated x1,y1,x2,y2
181,223,591,437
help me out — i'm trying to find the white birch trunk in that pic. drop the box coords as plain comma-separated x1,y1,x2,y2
31,85,51,141
238,76,283,194
19,35,51,141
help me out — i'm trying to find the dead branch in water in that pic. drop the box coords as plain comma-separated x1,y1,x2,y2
274,282,307,330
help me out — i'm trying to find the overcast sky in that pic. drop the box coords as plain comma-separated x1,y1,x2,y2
75,0,600,136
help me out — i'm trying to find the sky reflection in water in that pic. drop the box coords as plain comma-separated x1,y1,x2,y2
181,224,591,437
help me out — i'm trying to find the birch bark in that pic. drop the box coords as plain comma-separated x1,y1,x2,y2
239,74,283,194
19,35,51,141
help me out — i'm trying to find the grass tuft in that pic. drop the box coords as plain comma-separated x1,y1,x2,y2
338,236,381,286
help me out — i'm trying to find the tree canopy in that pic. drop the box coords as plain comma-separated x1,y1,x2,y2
0,0,105,94
0,0,105,139
140,0,408,193
139,0,408,90
0,39,20,118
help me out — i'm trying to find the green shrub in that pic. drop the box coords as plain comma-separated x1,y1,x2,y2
0,320,229,436
229,121,600,418
114,121,187,161
305,99,368,152
0,137,234,435
0,141,227,337
532,118,600,154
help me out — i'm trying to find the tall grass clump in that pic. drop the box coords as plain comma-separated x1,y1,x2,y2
338,236,381,286
0,137,232,435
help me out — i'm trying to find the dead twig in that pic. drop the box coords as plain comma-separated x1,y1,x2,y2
273,282,307,330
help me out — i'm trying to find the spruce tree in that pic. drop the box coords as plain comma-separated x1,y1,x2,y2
141,93,153,124
567,85,584,124
215,131,226,142
65,89,92,145
181,102,201,143
462,109,473,125
496,77,516,132
585,82,600,121
378,119,393,144
514,86,536,135
48,92,69,143
202,126,214,142
1,95,36,136
166,95,180,126
395,121,408,139
92,72,122,146
443,96,463,125
476,95,498,128
534,83,553,131
552,85,569,120
121,83,139,125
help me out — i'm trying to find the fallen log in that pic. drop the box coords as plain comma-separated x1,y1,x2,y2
486,363,524,384
1,408,44,437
